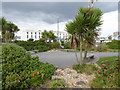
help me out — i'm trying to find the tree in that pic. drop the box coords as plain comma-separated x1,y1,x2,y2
0,17,19,42
66,21,79,63
108,35,112,40
42,30,57,43
66,7,102,65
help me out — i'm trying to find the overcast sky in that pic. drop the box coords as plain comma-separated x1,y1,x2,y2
1,2,119,37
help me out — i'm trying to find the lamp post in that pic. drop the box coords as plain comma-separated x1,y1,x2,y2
57,16,59,42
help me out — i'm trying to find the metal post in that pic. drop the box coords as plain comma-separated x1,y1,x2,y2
57,16,59,42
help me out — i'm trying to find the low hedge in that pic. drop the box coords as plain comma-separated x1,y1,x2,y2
2,44,55,89
14,40,61,52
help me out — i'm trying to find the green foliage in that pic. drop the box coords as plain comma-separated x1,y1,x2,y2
50,80,67,88
0,17,19,42
63,42,71,49
42,30,57,42
2,44,55,89
95,44,108,52
73,64,98,75
14,40,61,52
66,7,103,64
27,38,34,41
48,42,61,49
106,40,120,50
90,56,120,88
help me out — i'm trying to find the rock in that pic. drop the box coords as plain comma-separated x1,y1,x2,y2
75,81,85,86
40,84,47,88
67,71,72,74
51,67,94,88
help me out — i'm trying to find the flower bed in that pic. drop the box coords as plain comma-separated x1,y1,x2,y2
90,56,120,88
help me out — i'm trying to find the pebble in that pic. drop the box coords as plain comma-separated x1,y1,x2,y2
51,67,95,88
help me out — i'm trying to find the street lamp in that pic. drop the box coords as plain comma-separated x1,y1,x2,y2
57,16,59,42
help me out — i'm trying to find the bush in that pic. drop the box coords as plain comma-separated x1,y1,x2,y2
50,80,67,88
2,44,55,89
72,64,98,75
48,42,61,49
63,42,71,49
95,44,108,52
14,40,61,52
106,40,120,50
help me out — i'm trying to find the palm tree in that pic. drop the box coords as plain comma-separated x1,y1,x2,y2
42,30,57,43
82,8,102,62
1,17,19,42
66,21,79,63
66,7,102,65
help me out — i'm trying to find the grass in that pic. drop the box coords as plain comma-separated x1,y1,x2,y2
49,79,68,88
96,56,118,67
72,64,98,75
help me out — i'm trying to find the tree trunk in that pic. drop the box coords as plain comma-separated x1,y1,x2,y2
83,48,88,64
74,47,79,64
79,36,83,65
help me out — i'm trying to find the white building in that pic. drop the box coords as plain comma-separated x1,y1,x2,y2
14,30,42,41
112,32,120,40
52,31,69,42
96,37,111,43
14,30,70,42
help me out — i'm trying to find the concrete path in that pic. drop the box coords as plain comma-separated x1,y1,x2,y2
32,51,118,68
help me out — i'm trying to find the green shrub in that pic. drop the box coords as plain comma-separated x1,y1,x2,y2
14,40,61,52
2,44,55,89
95,44,108,52
106,40,120,50
48,42,61,49
50,80,67,88
72,64,98,75
63,42,71,49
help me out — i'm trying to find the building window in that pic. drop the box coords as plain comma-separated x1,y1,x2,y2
35,32,37,34
31,32,33,34
35,35,37,39
27,35,29,38
31,35,33,38
39,32,40,34
39,36,40,39
27,32,29,34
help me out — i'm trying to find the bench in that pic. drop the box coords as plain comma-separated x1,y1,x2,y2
85,54,94,62
27,50,39,54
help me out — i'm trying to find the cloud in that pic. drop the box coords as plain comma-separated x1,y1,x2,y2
100,10,118,37
2,2,118,24
2,2,118,37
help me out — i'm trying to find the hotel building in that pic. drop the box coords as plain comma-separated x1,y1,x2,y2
14,30,70,42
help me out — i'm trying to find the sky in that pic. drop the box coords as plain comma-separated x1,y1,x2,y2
1,1,119,37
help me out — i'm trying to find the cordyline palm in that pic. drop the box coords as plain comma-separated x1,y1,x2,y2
82,8,102,62
74,8,92,64
66,21,79,63
66,7,102,65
